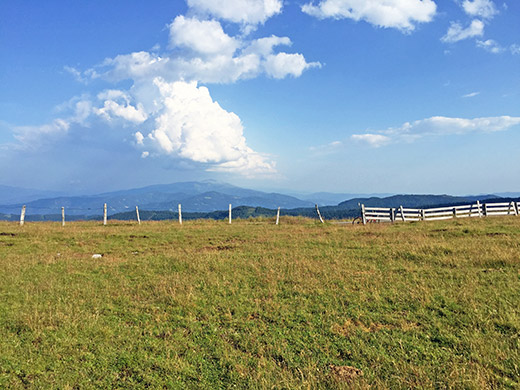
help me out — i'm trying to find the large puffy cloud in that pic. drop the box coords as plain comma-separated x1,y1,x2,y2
441,19,484,43
301,0,437,32
187,0,282,25
462,0,497,19
23,5,320,176
139,78,275,173
352,116,520,146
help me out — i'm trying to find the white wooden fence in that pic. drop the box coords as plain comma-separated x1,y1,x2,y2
361,201,520,224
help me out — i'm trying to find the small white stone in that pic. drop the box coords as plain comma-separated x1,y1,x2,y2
92,254,103,259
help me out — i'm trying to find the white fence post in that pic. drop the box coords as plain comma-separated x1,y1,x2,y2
361,204,366,225
400,205,405,222
20,205,26,226
509,201,517,216
229,204,232,224
276,207,280,225
477,201,482,217
178,204,182,225
62,207,65,227
136,206,141,225
103,203,107,226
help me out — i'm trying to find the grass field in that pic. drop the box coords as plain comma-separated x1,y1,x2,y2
1,216,519,389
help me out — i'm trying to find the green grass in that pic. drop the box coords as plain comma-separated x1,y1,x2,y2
0,216,519,389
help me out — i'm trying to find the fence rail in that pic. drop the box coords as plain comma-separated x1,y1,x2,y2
362,201,519,224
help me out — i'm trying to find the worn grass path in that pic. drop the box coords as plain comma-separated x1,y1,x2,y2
0,217,519,389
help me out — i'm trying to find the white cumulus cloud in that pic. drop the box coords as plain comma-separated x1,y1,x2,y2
187,0,282,26
88,19,319,85
20,6,321,177
441,19,484,43
301,0,437,32
139,78,275,173
352,115,520,146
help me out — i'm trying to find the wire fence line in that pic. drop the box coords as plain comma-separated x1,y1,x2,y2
14,202,296,226
361,201,520,224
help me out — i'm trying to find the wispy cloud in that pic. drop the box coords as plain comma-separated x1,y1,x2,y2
476,39,504,53
352,116,520,147
441,20,484,43
351,134,391,148
309,140,344,155
461,91,480,98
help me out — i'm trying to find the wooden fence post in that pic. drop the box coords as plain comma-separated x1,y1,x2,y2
276,207,280,225
361,204,366,225
453,207,457,218
229,204,232,224
516,202,520,216
477,201,482,217
136,206,141,225
103,203,107,226
390,208,395,223
62,207,65,227
509,201,517,216
316,204,324,224
400,205,405,222
178,204,182,225
483,203,488,217
20,205,26,226
421,209,425,221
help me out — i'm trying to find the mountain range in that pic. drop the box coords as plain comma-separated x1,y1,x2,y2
0,181,518,220
0,181,315,216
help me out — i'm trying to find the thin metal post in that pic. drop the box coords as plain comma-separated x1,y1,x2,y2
20,205,26,226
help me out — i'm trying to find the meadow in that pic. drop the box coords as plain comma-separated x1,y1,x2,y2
0,216,519,389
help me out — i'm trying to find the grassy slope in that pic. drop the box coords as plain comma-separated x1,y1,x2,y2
0,217,519,389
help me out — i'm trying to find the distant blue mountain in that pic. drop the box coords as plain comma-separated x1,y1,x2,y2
0,181,314,216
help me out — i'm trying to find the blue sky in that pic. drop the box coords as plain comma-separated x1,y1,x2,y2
1,0,519,195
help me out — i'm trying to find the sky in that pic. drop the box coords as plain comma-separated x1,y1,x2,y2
1,0,519,195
